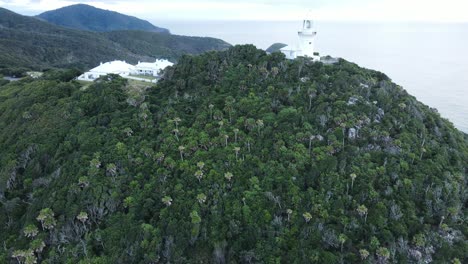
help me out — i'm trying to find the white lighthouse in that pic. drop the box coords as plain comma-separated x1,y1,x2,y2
280,13,320,61
298,17,317,57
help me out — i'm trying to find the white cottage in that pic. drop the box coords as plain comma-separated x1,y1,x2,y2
77,59,174,83
281,13,320,61
77,60,135,81
133,59,173,77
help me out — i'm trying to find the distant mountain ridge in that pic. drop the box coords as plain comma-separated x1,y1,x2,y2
36,4,169,33
0,8,230,70
266,43,288,53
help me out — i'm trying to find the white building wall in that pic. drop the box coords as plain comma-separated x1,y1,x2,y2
298,32,316,57
280,46,298,60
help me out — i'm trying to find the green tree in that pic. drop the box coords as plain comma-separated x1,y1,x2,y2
23,225,39,238
36,208,56,230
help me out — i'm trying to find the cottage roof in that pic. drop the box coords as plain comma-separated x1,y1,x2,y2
136,59,174,71
90,60,135,74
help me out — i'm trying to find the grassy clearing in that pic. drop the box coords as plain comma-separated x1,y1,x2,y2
129,74,157,80
75,80,92,90
124,79,156,105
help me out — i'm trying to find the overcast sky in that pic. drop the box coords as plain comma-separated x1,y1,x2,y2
1,0,468,22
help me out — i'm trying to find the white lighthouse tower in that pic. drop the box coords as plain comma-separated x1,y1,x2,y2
280,12,320,61
298,16,318,59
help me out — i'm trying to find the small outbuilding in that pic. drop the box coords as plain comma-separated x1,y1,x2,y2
133,59,173,77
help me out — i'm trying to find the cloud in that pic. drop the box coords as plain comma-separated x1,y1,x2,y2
1,0,467,22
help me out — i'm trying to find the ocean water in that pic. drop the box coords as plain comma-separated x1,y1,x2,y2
155,20,468,133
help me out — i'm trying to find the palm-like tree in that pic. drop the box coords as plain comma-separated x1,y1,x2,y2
30,239,46,254
340,122,347,148
78,176,89,188
178,146,185,161
12,249,36,264
89,157,101,176
23,224,39,238
359,249,370,260
195,170,204,182
224,97,235,123
26,250,38,264
307,87,317,111
224,172,233,181
338,234,347,252
286,209,293,221
36,208,56,230
233,128,239,143
256,119,264,134
196,161,205,170
11,250,24,263
233,147,240,160
197,193,207,204
172,129,180,141
155,152,165,163
30,239,45,255
123,127,133,137
245,118,256,132
357,205,368,223
77,211,88,224
303,212,312,223
224,134,229,147
376,247,390,262
246,138,253,152
208,104,214,119
172,117,181,129
350,173,357,189
162,196,173,206
308,135,315,155
106,163,117,177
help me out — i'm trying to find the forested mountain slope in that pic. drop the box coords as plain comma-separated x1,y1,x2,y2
103,30,231,63
36,4,169,33
0,8,141,70
0,8,230,70
0,45,466,263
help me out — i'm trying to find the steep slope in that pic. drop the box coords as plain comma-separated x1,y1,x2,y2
0,8,230,70
0,46,466,263
0,8,146,70
36,4,169,33
104,31,232,61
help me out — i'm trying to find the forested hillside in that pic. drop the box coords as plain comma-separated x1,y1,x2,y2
36,4,169,33
0,45,466,263
0,8,230,71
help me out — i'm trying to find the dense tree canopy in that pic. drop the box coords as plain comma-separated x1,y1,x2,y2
0,45,466,263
